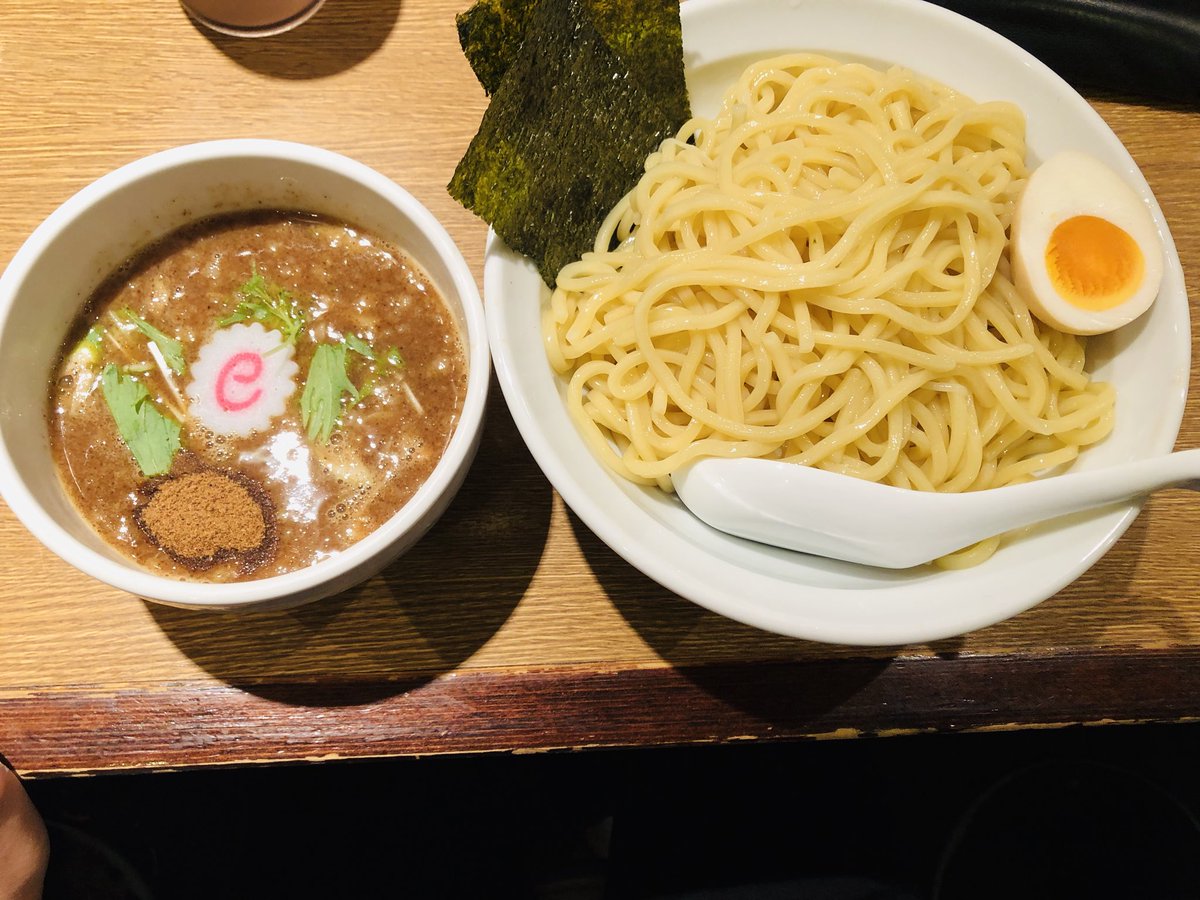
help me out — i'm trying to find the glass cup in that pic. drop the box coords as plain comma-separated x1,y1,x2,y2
180,0,327,37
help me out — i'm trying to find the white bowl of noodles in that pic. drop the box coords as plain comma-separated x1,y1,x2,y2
0,140,490,610
485,0,1189,644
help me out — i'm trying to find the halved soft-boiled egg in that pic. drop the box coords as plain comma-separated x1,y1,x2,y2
1011,150,1163,335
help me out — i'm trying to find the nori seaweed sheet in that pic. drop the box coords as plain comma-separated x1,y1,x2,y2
449,0,679,285
456,0,689,125
455,0,522,98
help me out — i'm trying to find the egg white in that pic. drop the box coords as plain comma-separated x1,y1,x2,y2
1010,150,1163,335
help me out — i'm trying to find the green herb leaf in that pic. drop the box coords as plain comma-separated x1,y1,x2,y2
219,266,306,344
100,363,181,477
121,309,186,375
300,343,361,444
344,333,376,361
384,346,406,369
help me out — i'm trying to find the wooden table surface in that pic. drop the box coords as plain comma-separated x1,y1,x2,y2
2,0,1199,778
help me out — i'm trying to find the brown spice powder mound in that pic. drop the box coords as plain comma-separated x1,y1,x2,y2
134,463,277,574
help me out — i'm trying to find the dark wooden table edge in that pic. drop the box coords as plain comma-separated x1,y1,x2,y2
6,645,1200,777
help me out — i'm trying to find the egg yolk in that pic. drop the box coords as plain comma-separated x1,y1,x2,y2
1045,215,1144,311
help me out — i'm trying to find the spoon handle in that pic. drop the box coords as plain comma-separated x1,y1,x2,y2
952,447,1200,545
674,450,1200,569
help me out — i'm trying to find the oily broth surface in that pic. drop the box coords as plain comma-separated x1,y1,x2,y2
49,211,468,581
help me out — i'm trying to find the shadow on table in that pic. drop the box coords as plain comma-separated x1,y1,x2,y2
567,510,896,727
188,0,404,80
570,487,1176,729
966,505,1190,647
148,387,552,706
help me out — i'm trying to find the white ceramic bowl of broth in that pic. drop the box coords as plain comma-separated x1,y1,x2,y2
0,139,489,611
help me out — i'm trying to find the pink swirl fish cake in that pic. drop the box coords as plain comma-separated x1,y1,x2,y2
187,323,299,437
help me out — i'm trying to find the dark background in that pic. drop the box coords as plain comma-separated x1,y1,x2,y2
25,722,1200,898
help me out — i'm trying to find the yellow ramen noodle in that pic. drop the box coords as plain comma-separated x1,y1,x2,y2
544,54,1114,567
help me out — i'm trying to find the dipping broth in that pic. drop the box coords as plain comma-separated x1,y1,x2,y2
49,211,468,582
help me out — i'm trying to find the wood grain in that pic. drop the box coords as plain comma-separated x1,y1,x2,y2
2,0,1199,776
7,648,1200,775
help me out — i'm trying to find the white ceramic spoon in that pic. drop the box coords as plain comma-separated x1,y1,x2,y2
671,450,1200,568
